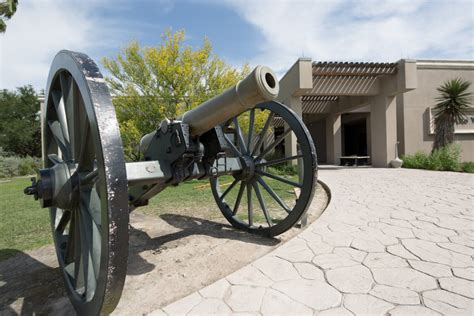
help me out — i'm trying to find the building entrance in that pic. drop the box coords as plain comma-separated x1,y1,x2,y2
342,115,368,157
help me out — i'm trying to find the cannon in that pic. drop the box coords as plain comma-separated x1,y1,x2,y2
23,50,318,315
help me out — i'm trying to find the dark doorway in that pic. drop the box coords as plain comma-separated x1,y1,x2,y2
342,118,368,156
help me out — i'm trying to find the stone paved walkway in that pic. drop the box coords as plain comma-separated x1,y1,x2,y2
150,168,474,315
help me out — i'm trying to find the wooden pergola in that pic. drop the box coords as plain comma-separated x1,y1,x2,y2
301,61,399,113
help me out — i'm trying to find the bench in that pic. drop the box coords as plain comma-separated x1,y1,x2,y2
339,155,370,166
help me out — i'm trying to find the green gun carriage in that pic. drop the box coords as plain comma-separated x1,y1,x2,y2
24,51,318,315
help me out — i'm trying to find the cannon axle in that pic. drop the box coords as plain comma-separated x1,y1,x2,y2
23,177,39,200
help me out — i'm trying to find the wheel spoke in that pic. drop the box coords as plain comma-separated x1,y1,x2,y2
256,177,291,213
247,183,253,227
233,181,245,216
256,154,303,167
76,212,91,296
80,188,102,260
224,134,243,157
78,204,98,299
220,178,239,201
251,112,274,156
60,72,76,157
72,82,83,162
80,187,102,228
51,90,70,144
256,169,302,188
77,122,94,171
55,210,71,234
64,209,76,265
233,117,247,154
48,153,63,165
73,210,85,291
252,181,273,227
247,109,255,153
256,128,292,161
81,169,99,184
48,120,72,160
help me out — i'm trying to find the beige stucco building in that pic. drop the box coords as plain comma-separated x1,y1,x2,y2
278,58,474,167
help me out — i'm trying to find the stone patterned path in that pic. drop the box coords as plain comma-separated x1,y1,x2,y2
150,168,474,315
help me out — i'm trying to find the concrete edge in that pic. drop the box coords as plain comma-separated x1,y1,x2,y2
317,178,332,209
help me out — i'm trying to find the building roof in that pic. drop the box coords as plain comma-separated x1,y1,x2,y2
301,95,339,113
312,61,397,77
302,61,399,112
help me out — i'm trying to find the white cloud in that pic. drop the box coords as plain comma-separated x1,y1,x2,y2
1,0,472,89
220,0,474,75
0,0,121,90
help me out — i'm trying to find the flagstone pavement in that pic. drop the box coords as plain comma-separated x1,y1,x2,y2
150,168,474,315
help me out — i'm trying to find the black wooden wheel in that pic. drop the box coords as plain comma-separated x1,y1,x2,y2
210,101,317,237
44,51,129,315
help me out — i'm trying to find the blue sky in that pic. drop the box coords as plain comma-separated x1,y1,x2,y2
0,0,473,90
97,1,262,62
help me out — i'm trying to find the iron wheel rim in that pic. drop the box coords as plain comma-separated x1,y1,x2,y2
44,51,129,315
210,101,318,237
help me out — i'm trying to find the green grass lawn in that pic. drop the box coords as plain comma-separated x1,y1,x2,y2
0,176,221,261
0,174,299,262
0,177,52,261
142,174,299,224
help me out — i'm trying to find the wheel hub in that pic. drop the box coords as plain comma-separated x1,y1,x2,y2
24,162,76,209
237,155,256,181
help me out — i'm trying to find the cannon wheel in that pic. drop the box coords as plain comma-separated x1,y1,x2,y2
44,51,129,315
210,101,317,237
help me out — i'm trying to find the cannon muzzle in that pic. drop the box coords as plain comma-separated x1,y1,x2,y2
182,65,279,136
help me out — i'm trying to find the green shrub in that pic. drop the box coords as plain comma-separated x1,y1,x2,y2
462,162,474,173
268,164,299,176
0,156,21,177
0,155,41,178
263,151,300,176
18,156,42,176
429,145,461,171
402,151,431,169
402,145,462,172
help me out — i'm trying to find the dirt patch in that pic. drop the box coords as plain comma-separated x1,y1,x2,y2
0,183,328,315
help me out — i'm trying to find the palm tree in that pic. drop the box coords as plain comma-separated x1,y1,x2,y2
432,78,472,152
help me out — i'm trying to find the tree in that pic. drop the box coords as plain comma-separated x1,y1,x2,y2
0,0,18,33
432,78,473,152
102,29,250,160
0,85,41,157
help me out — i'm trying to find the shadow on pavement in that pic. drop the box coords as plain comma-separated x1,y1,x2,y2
1,214,279,313
127,214,280,275
0,249,69,315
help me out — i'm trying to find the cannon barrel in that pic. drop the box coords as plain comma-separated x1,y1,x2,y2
140,65,279,154
182,65,279,136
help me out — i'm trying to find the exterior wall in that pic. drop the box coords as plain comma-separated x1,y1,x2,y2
305,117,327,163
325,114,342,165
370,95,397,167
401,61,474,161
278,58,313,160
279,58,473,166
396,94,405,155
